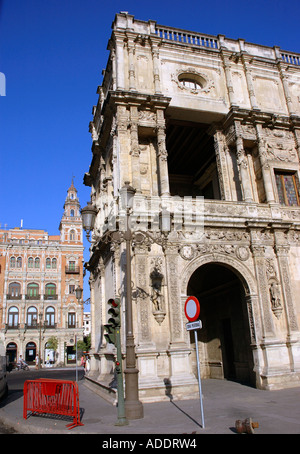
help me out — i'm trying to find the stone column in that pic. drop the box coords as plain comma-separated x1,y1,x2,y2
150,39,162,94
114,32,125,90
292,128,300,162
250,244,276,339
165,247,196,389
273,234,300,374
241,52,259,111
274,47,295,116
235,131,253,202
212,128,232,200
255,123,276,204
273,242,299,336
165,247,184,346
116,105,130,184
127,34,136,92
221,49,238,107
156,109,170,196
129,105,141,192
133,246,153,347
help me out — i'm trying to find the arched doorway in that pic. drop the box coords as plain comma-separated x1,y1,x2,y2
187,262,255,386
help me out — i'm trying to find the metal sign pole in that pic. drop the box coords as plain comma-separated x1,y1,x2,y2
194,329,205,429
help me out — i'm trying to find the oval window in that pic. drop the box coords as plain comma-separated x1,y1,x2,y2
178,73,206,90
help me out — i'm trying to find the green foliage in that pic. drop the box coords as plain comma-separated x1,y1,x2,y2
47,336,58,351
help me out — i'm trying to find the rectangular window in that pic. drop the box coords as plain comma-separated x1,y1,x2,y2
68,312,76,328
275,171,300,206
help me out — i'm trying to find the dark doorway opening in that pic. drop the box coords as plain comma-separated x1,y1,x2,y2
187,263,255,386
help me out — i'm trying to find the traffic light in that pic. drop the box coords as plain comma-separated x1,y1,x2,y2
103,298,121,345
104,323,116,345
107,298,121,327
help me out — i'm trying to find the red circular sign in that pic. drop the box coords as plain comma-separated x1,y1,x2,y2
184,296,200,322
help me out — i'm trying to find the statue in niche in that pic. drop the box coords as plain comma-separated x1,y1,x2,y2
269,281,283,319
150,265,166,325
152,281,163,312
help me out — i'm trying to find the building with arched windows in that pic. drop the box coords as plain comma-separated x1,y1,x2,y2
0,180,84,366
83,13,300,405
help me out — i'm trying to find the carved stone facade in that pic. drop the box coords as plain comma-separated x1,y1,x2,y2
84,13,300,401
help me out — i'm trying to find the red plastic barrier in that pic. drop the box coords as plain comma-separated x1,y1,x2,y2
23,378,84,430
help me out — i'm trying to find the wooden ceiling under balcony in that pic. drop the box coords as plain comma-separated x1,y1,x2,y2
165,120,215,178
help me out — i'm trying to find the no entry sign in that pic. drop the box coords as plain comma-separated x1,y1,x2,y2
184,296,200,322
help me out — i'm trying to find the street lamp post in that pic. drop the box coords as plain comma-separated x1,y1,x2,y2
81,184,143,420
120,183,144,420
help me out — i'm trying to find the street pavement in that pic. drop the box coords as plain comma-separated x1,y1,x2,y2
0,369,300,436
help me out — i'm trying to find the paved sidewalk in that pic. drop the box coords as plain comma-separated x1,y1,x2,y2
0,376,300,435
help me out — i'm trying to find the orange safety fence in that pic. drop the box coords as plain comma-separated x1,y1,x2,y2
23,378,84,430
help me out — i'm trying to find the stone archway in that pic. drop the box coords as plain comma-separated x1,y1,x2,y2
182,255,258,386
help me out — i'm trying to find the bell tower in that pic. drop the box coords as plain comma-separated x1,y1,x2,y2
59,178,82,244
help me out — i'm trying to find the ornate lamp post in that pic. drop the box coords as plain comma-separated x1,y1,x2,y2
81,184,173,419
81,187,143,419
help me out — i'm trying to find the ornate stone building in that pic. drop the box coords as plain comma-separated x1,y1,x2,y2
84,13,300,402
0,180,84,366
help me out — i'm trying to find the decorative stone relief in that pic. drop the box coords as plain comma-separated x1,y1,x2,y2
265,141,298,162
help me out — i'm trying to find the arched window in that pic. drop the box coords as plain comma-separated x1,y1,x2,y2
8,282,21,298
34,257,40,268
69,229,75,241
70,209,75,217
52,258,57,269
28,257,34,268
10,257,16,268
46,258,51,269
45,283,56,299
26,306,38,326
45,307,55,327
27,283,39,299
17,257,22,268
8,307,19,327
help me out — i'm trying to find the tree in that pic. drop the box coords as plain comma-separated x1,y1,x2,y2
47,336,58,355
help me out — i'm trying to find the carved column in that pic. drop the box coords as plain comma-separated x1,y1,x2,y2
273,241,299,336
150,38,162,94
133,246,153,348
273,233,300,373
241,52,259,111
250,243,276,339
235,123,253,202
127,34,136,91
212,129,232,200
274,47,295,116
129,105,141,192
156,109,170,196
292,127,300,162
165,246,197,387
116,105,130,184
165,246,185,347
221,49,238,107
255,123,276,203
114,32,125,90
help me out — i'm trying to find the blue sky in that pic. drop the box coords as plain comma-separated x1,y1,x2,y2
1,0,300,302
